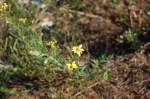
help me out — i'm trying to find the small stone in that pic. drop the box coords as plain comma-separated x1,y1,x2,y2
41,20,54,27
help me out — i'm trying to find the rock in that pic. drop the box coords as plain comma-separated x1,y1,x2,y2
18,0,43,5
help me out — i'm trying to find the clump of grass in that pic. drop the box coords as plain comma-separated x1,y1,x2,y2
123,28,139,43
123,28,141,51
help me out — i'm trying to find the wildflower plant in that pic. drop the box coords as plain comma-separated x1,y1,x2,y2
64,44,87,74
0,0,114,96
0,0,91,85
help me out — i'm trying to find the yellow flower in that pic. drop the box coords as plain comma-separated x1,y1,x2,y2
66,61,78,71
0,8,2,12
47,39,57,48
2,3,8,10
72,44,84,56
19,18,27,24
0,3,8,12
44,59,48,64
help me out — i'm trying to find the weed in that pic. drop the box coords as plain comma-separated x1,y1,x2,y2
123,28,139,44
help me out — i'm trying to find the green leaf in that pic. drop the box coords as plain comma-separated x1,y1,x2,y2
103,68,111,80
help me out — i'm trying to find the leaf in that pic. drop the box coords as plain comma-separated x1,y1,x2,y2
29,50,47,58
91,59,99,67
103,68,111,80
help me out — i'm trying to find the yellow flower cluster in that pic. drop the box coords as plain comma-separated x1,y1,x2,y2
72,44,84,56
47,39,57,48
19,18,27,24
66,44,85,71
0,3,8,13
